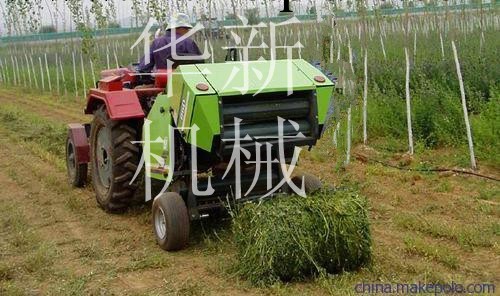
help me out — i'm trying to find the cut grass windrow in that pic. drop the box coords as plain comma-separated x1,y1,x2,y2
403,235,459,269
0,105,67,167
394,213,495,250
0,104,67,159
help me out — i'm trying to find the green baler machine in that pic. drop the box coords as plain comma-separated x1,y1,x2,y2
66,59,334,251
147,59,333,176
147,59,333,250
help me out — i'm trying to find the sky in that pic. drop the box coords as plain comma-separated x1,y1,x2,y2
0,0,340,35
0,0,481,36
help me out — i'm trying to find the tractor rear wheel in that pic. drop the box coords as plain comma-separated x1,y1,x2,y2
152,192,190,251
66,134,87,187
90,106,140,212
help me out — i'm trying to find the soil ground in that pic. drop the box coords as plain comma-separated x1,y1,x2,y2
0,87,498,295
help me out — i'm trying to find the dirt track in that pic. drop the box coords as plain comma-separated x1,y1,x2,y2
0,90,266,295
0,88,499,295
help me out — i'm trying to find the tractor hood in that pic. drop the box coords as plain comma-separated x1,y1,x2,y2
194,59,333,96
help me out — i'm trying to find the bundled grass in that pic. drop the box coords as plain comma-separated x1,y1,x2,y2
232,189,371,285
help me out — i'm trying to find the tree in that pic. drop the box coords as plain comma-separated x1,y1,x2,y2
244,8,260,25
5,0,42,34
148,0,168,27
131,0,147,27
380,2,394,9
40,25,57,33
107,22,121,28
225,13,237,20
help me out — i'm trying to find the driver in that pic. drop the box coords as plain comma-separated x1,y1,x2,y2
138,13,202,72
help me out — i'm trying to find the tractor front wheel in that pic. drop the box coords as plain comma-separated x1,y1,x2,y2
152,192,190,251
90,106,140,212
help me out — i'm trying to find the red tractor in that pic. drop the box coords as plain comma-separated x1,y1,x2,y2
67,66,170,210
66,60,332,250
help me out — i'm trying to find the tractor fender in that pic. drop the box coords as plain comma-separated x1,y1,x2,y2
67,123,90,164
85,89,145,120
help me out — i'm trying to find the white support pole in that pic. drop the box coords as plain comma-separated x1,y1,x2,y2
3,58,8,84
439,32,445,59
362,50,368,145
80,53,86,98
44,53,52,92
59,56,67,95
24,54,32,86
114,50,119,68
480,30,485,53
55,54,60,95
10,56,16,85
337,41,341,61
346,27,354,74
2,59,5,84
106,46,110,69
329,38,333,63
345,105,352,165
21,55,26,87
3,58,7,84
333,121,340,148
0,59,5,84
380,35,387,60
4,58,9,84
39,56,45,91
404,47,414,155
315,26,320,50
15,56,25,87
15,56,22,87
29,55,38,89
90,58,96,86
298,30,302,59
72,51,78,97
208,39,214,63
0,59,3,84
452,41,477,170
413,31,417,60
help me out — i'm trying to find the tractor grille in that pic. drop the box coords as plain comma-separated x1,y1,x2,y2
220,90,319,156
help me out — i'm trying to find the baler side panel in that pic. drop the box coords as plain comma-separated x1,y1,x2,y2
144,94,172,181
316,86,334,124
170,65,216,129
292,59,334,125
186,95,220,152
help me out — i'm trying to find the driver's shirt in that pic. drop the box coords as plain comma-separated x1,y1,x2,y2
138,30,202,72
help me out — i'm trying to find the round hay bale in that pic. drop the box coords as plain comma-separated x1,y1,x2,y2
232,189,371,285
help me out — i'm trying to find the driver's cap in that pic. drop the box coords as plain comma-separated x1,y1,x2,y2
166,13,193,30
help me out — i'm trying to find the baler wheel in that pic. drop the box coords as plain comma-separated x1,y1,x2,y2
291,173,322,195
90,106,140,212
152,192,190,251
66,135,88,187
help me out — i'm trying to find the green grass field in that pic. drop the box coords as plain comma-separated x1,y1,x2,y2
0,85,498,295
